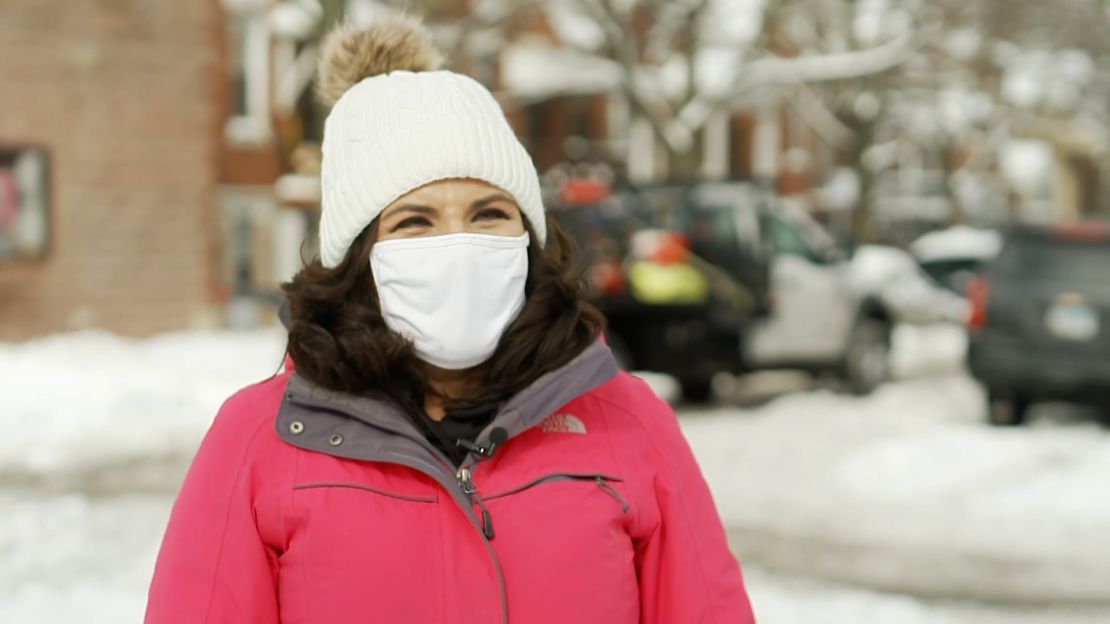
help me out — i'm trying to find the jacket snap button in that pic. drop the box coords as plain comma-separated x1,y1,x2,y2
329,433,343,446
289,421,305,435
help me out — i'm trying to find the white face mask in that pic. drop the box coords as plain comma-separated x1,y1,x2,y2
370,232,530,370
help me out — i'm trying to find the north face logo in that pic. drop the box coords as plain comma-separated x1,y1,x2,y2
540,413,587,434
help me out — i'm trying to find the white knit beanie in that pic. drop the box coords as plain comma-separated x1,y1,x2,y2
315,15,545,268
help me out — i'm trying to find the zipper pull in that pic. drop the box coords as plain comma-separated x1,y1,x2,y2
481,507,496,539
475,493,496,539
458,467,495,539
457,467,478,495
595,476,630,513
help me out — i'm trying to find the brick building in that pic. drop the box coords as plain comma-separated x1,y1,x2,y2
0,0,227,340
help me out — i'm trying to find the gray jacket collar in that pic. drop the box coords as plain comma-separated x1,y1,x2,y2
276,338,619,470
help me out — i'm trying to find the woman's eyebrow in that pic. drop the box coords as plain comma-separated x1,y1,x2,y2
383,204,438,219
469,193,515,211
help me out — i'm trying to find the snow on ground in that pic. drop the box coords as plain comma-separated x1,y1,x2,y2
889,322,970,380
3,326,1110,621
744,566,1110,624
680,332,1110,603
0,492,173,624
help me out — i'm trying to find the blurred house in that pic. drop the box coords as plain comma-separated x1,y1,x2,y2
0,0,227,340
0,0,842,340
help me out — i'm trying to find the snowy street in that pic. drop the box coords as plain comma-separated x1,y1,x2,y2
3,328,1109,623
692,373,1110,605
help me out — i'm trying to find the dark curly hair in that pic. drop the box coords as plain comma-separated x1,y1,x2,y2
280,216,604,412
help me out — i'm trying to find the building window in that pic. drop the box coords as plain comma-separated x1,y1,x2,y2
0,146,49,260
224,5,274,145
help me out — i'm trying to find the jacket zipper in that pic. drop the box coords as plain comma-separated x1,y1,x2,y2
456,467,496,540
455,463,507,620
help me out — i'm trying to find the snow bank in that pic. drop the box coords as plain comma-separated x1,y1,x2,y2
0,492,172,624
889,323,968,380
0,329,287,480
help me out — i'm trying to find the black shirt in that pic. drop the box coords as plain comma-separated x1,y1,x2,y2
406,401,499,467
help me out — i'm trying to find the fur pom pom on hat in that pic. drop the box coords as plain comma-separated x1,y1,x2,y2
315,15,444,106
315,15,545,268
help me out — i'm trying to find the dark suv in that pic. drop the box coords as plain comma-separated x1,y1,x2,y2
967,222,1110,425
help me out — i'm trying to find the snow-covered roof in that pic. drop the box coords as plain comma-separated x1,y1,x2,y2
274,173,321,206
500,40,622,103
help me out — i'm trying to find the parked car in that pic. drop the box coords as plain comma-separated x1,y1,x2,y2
967,221,1110,426
551,180,772,402
744,200,965,393
743,201,901,394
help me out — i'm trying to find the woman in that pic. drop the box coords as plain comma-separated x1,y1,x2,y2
146,15,754,624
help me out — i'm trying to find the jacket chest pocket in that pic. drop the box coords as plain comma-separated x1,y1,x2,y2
283,481,446,622
293,480,439,503
478,472,631,543
479,473,640,623
481,473,628,511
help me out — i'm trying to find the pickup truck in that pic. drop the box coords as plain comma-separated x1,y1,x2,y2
745,200,964,394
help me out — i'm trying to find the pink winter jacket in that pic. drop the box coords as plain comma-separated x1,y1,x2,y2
145,340,755,623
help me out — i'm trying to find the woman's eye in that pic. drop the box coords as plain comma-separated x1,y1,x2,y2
474,208,510,221
392,216,432,231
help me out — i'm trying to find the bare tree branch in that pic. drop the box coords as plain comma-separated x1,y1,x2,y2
570,0,627,51
684,0,712,107
737,31,914,90
570,0,696,152
787,85,857,149
553,1,916,160
671,30,915,141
